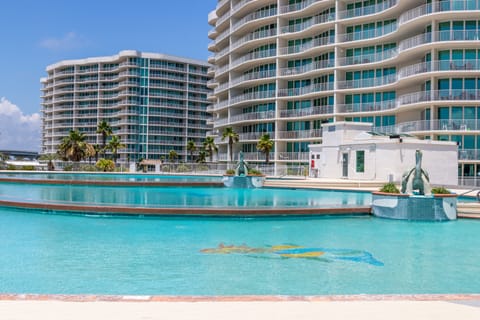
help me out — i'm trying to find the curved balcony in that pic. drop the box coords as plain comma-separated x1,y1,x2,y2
280,60,334,77
232,7,278,34
279,36,334,56
337,48,397,66
229,110,276,124
231,48,277,69
213,82,229,94
337,74,396,90
277,152,310,161
208,10,218,26
400,1,480,26
237,131,275,142
231,28,277,51
398,59,480,80
280,11,334,34
339,0,397,20
277,129,322,139
280,105,334,118
232,0,255,15
279,0,326,15
341,23,397,42
337,100,396,114
230,90,276,106
231,69,276,86
278,82,334,97
398,89,480,107
215,46,230,61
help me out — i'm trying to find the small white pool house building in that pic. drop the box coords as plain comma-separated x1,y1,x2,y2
309,122,458,186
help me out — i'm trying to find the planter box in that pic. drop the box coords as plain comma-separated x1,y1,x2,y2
371,192,457,221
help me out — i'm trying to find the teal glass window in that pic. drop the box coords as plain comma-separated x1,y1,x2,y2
356,150,365,173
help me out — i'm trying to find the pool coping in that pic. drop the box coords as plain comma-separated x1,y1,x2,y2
1,293,479,302
0,199,372,216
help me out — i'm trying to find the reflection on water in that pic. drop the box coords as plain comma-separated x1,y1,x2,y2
0,183,372,208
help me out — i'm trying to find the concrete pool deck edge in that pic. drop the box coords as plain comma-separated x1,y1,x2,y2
1,293,480,302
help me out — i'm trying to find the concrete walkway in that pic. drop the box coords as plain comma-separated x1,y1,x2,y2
1,300,480,320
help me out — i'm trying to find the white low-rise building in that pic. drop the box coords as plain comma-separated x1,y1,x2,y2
309,122,458,186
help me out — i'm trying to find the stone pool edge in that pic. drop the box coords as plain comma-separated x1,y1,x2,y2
1,293,479,302
0,199,372,217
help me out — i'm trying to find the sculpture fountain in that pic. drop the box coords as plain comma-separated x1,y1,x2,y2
372,150,457,221
222,151,265,188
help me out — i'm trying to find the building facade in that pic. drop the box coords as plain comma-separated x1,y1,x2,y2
309,122,458,185
208,0,480,182
41,50,212,163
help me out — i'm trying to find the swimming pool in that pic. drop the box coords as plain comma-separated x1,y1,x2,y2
0,208,479,296
0,182,370,209
0,172,222,183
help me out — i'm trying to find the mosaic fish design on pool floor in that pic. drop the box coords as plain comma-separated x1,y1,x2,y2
200,244,384,266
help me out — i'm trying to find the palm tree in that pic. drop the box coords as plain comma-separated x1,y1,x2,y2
168,149,178,163
203,136,217,162
186,140,197,162
221,127,239,162
57,130,91,162
0,152,7,169
39,153,58,171
107,135,125,163
97,120,112,157
196,150,207,163
256,134,274,163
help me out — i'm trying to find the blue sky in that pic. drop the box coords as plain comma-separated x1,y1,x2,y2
0,0,217,151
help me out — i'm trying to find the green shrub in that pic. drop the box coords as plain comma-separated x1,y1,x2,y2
7,164,17,170
176,164,190,173
248,168,263,176
161,165,170,172
63,164,73,171
379,183,400,194
21,165,35,171
96,159,115,172
431,187,450,194
79,164,98,172
225,169,235,175
196,164,209,172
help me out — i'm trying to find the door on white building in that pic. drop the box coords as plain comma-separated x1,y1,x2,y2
342,153,348,178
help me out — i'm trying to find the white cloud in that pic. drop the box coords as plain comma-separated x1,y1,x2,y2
0,97,41,152
39,32,88,51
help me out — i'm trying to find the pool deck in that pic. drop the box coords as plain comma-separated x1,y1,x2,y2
0,175,479,318
1,295,479,320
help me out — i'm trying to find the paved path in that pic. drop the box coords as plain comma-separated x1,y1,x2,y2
1,300,480,320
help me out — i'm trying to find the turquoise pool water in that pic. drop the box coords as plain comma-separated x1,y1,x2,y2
0,172,222,182
0,208,479,296
0,183,370,208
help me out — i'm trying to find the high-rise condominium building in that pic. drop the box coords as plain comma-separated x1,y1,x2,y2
208,0,480,181
41,50,212,163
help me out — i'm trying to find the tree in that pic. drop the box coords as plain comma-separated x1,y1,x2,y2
96,159,115,172
203,136,217,162
168,149,178,163
57,130,92,162
107,135,125,163
0,152,7,169
196,150,207,163
97,120,113,157
186,140,197,162
39,153,57,171
256,134,274,163
221,127,239,162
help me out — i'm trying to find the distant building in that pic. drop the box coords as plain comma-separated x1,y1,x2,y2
309,122,458,186
41,50,212,163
